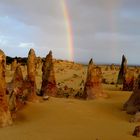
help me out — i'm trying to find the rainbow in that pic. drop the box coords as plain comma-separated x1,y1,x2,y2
61,0,74,61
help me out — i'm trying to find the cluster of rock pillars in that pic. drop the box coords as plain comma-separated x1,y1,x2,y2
0,49,140,136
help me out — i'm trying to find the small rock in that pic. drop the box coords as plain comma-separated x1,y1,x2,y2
130,112,140,122
133,126,140,137
43,95,50,100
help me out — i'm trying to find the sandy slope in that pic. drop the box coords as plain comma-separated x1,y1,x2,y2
0,90,138,140
1,62,139,140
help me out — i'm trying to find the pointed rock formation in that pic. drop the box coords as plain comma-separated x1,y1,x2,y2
0,50,12,127
123,74,140,114
9,65,25,111
117,55,127,84
26,48,38,101
123,70,135,91
82,59,107,99
12,65,24,89
11,59,17,71
40,51,57,97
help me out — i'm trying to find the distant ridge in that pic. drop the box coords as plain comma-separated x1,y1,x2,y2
6,56,140,67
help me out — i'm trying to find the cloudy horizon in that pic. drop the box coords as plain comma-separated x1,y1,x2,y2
0,0,140,65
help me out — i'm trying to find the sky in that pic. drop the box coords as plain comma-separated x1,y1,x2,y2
0,0,140,64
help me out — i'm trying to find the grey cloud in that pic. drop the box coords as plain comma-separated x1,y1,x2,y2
0,0,140,64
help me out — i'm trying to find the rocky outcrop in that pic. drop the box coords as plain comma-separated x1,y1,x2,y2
11,59,17,71
133,126,140,137
9,65,25,111
83,59,107,99
26,49,38,101
123,75,140,114
123,70,135,91
40,51,57,97
0,50,12,127
117,55,127,84
36,57,42,69
11,65,24,88
130,112,140,122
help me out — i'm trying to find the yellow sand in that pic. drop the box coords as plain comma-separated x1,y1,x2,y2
1,62,139,140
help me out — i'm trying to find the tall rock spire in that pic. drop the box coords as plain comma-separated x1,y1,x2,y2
83,58,107,99
117,55,127,84
27,48,38,101
0,50,12,127
41,51,57,97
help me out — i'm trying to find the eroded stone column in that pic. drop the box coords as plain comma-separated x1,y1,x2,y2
83,59,107,99
0,50,12,127
41,51,57,97
27,48,38,101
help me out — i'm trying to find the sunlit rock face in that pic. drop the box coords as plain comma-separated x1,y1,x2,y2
117,55,127,85
123,74,140,114
26,49,38,101
41,51,57,97
9,66,24,111
123,69,135,91
0,50,12,127
12,66,24,89
11,59,17,71
36,57,42,69
83,59,107,99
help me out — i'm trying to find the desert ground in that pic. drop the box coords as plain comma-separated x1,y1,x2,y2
0,60,139,140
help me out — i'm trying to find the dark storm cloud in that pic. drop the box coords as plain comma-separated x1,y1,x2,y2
0,0,140,64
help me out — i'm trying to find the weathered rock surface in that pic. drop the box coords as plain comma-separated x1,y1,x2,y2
130,112,140,122
11,59,17,71
83,59,107,99
0,50,12,127
8,66,25,111
133,126,140,137
26,49,38,101
123,74,140,114
117,55,127,84
36,57,42,69
123,70,135,91
40,51,57,97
